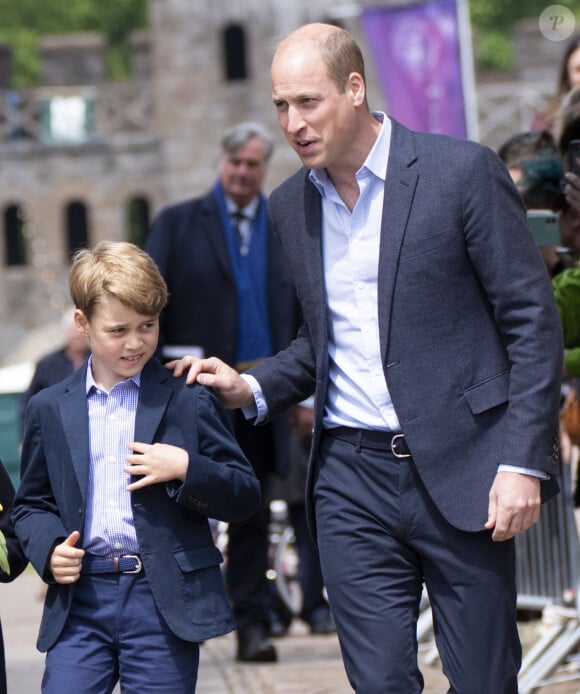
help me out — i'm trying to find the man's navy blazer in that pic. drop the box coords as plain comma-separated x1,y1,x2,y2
146,189,303,476
250,119,564,534
12,358,260,651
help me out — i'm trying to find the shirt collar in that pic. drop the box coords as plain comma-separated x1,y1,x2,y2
85,355,141,395
309,112,391,195
224,193,260,219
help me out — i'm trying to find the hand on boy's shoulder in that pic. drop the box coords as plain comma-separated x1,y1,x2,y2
166,355,254,408
124,441,188,491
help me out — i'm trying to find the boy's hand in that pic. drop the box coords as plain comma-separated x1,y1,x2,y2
50,531,84,584
125,442,189,490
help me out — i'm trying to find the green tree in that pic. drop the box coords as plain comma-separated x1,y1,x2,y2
0,0,147,87
469,0,579,70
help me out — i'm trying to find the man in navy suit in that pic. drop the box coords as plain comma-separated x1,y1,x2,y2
174,24,564,692
12,242,260,693
146,123,303,662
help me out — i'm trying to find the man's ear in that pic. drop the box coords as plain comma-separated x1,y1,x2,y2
348,72,366,107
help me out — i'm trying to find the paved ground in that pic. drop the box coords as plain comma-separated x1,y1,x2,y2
4,568,580,693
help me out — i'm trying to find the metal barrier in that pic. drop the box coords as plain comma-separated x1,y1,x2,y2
416,462,580,692
517,461,580,693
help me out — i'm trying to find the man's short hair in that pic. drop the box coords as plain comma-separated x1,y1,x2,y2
221,122,275,160
321,26,366,94
69,241,168,320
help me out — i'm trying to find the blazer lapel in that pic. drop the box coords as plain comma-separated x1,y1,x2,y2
378,120,419,364
133,360,173,444
301,177,328,358
59,365,91,503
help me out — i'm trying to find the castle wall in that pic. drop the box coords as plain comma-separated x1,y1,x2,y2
0,0,560,366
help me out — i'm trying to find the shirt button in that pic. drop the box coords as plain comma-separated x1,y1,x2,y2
109,500,117,507
109,456,116,464
114,542,122,550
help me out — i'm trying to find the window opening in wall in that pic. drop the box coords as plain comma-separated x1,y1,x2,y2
4,203,27,266
66,201,89,261
223,24,248,81
127,196,150,248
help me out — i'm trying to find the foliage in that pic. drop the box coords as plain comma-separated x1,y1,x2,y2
469,0,579,71
0,0,147,86
475,32,513,72
0,0,577,81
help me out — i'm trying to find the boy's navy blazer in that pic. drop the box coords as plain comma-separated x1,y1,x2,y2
13,358,260,651
251,119,564,535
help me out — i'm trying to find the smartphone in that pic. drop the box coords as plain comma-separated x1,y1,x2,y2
527,209,561,246
569,139,580,176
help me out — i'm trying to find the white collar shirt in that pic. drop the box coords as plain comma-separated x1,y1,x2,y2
309,113,401,431
83,358,141,556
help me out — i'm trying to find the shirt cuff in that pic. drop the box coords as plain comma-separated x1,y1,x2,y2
240,374,268,423
498,464,549,480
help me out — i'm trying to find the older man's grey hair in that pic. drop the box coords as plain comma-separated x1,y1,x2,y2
221,122,275,160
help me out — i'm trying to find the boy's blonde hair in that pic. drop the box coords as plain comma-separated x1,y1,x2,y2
69,241,168,320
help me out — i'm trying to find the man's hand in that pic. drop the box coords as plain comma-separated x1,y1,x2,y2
485,472,541,541
166,355,254,408
125,442,189,490
50,531,85,584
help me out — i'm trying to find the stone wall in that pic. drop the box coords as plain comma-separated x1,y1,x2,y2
0,0,563,367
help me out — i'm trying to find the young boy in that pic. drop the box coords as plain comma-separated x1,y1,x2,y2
12,241,261,693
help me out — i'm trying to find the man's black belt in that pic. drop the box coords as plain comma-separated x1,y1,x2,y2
82,554,143,575
325,427,412,458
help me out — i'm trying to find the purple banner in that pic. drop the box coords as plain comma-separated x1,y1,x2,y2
361,0,467,138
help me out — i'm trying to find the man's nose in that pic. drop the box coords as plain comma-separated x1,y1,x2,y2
286,107,305,134
234,160,250,175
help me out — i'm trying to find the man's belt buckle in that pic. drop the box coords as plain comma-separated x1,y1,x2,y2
391,433,411,459
116,554,142,574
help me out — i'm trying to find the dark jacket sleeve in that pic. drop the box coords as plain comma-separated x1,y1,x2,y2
0,459,27,582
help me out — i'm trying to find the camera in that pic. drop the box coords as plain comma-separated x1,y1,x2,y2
527,209,561,246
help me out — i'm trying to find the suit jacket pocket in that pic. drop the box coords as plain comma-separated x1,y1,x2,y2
173,545,223,572
462,371,509,414
399,229,450,261
172,545,229,626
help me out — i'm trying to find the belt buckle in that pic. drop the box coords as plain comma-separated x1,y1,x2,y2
391,433,411,459
121,554,143,574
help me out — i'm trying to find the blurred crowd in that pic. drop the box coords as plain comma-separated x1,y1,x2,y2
499,35,580,494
